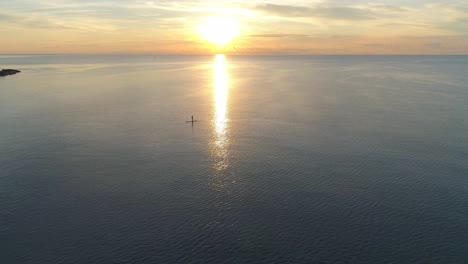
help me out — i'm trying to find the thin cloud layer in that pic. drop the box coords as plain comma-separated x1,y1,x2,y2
0,0,467,54
253,3,375,20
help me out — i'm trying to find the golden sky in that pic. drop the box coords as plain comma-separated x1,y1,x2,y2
1,0,467,54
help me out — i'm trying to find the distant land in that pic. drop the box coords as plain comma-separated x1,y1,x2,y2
0,69,21,77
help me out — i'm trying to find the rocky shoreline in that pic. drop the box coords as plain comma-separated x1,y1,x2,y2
0,69,21,77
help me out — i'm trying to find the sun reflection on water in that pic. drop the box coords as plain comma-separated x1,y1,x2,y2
211,54,230,184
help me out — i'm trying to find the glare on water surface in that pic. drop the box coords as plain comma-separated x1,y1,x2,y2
211,54,230,180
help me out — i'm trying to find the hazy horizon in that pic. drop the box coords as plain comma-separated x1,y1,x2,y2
2,53,468,56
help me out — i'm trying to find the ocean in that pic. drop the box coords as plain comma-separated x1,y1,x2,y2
1,55,467,263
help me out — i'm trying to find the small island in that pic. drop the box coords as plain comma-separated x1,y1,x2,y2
0,69,21,77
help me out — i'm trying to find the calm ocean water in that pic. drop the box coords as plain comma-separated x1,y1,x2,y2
1,55,467,263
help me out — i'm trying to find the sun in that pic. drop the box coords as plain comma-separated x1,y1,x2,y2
198,17,240,47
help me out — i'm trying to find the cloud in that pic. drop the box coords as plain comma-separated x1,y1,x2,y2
367,4,407,13
378,23,427,28
425,42,443,49
247,34,310,38
0,11,63,29
360,43,386,47
253,3,375,20
0,13,14,21
441,17,468,34
0,9,120,33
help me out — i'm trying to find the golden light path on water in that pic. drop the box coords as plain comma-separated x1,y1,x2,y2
211,54,230,182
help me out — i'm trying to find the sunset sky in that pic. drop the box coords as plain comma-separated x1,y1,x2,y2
1,0,467,54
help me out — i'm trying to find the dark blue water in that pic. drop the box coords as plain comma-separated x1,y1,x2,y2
1,55,467,263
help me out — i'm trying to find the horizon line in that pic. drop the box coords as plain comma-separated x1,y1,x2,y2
2,53,468,56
